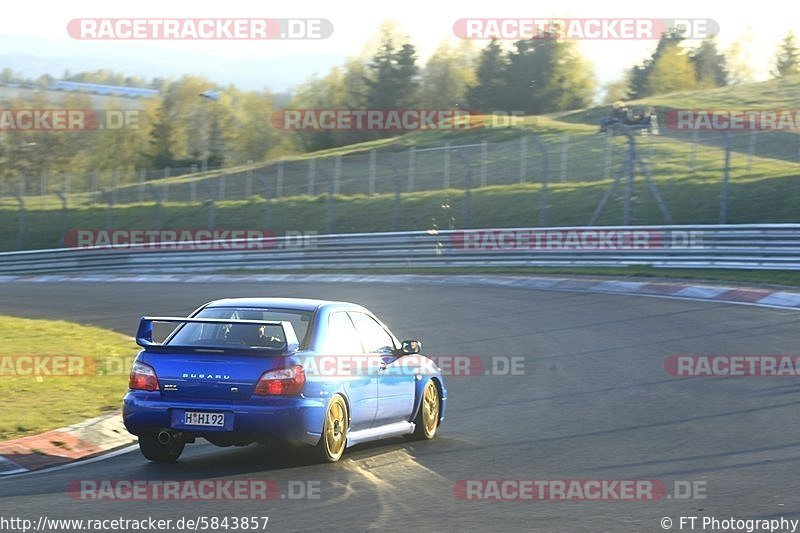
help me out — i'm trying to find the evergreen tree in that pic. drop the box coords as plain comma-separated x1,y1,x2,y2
647,41,699,94
467,40,508,112
147,98,176,168
503,32,595,114
690,37,728,88
418,41,476,109
363,29,419,109
628,29,685,98
772,32,800,77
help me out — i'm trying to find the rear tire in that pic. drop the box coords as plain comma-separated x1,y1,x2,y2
138,433,185,463
315,395,348,463
412,380,440,440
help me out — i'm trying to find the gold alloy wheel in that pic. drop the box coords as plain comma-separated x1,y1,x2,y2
421,380,440,438
323,395,348,461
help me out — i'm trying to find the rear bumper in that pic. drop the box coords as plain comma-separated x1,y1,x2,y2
122,391,326,445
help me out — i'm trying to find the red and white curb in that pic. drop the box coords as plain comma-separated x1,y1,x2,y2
1,273,799,311
0,412,135,475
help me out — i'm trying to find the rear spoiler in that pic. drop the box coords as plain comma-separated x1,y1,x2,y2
136,316,300,354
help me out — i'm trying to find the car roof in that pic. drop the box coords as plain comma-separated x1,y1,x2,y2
203,297,360,312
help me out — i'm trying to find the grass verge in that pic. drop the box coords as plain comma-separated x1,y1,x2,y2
0,316,137,440
217,266,800,289
2,171,800,252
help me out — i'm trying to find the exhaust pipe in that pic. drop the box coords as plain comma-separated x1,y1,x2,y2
157,430,174,445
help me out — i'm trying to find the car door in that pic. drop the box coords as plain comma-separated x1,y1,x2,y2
348,311,415,426
323,311,378,432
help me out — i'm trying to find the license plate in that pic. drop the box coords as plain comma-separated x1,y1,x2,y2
184,412,225,426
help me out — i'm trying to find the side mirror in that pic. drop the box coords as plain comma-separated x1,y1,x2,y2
400,340,422,355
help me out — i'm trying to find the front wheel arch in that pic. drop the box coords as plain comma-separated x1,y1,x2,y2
411,378,442,440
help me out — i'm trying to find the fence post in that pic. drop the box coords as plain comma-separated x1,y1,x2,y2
163,167,170,202
208,181,216,231
387,160,402,232
334,156,342,195
258,175,271,230
369,150,376,194
55,190,67,246
453,150,472,228
519,136,527,183
277,161,284,198
747,130,757,172
63,173,70,198
246,163,254,197
480,140,488,188
219,171,226,201
690,129,699,175
319,168,333,234
308,158,316,195
443,142,452,188
560,132,569,182
797,132,800,163
138,169,146,202
111,169,117,207
530,135,549,227
623,137,635,225
208,199,216,230
102,188,114,229
13,191,24,250
604,135,612,180
40,173,46,209
326,181,334,234
721,132,731,224
408,147,416,192
90,171,98,205
148,185,163,230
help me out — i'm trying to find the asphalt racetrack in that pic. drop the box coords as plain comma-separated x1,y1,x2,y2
1,279,799,531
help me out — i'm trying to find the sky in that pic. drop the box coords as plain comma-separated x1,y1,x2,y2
0,0,794,95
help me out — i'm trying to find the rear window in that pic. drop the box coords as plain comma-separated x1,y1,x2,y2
166,307,313,349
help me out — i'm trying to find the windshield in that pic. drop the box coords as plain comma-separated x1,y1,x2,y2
165,307,313,349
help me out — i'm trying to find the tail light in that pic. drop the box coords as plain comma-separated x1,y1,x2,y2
255,365,306,396
129,361,160,391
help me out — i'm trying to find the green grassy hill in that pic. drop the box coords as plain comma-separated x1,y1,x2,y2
2,77,800,252
554,75,800,164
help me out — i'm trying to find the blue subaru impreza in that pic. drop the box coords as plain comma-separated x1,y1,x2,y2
123,298,446,463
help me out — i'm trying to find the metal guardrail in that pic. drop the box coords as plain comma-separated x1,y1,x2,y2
0,225,799,275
